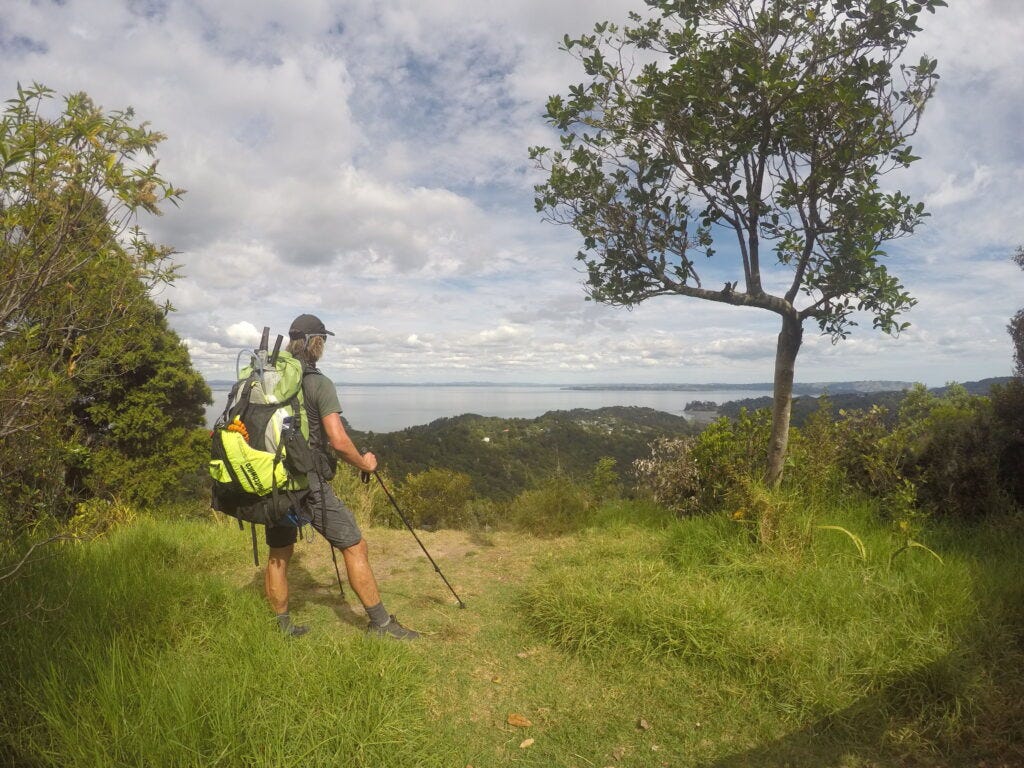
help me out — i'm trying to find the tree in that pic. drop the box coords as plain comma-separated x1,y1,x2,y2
531,0,944,485
1010,246,1024,377
1,84,181,339
1,85,183,447
0,85,205,533
67,255,211,508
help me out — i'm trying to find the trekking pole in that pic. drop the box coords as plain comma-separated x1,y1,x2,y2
362,470,466,609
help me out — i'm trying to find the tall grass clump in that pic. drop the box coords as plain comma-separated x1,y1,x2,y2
517,498,1024,756
396,468,475,529
0,516,450,768
505,474,594,536
610,384,1024,758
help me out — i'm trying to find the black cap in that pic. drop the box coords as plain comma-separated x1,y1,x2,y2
289,314,335,340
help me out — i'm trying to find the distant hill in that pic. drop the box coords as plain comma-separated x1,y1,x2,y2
348,406,696,499
930,377,1015,396
717,377,1015,427
718,391,907,427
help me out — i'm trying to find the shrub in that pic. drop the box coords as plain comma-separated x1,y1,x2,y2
832,385,1016,522
990,378,1024,507
87,426,211,510
690,408,773,510
398,468,474,530
784,395,847,498
66,497,137,537
0,367,77,536
896,385,1010,520
830,402,924,528
633,437,701,514
461,497,504,531
693,408,771,474
590,456,622,502
506,475,593,536
635,409,775,516
834,404,906,498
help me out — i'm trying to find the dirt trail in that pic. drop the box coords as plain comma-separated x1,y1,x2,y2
279,526,559,627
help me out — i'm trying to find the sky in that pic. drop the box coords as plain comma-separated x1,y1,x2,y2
2,0,1022,385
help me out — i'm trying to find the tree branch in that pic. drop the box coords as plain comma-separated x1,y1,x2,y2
0,534,80,582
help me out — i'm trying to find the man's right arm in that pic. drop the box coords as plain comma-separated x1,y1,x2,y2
321,412,377,473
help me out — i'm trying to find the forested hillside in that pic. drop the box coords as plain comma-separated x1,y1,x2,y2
349,407,696,498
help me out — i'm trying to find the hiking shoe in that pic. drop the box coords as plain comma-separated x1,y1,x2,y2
282,623,310,638
366,615,420,641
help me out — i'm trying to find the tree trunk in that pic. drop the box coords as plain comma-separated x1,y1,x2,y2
766,312,803,487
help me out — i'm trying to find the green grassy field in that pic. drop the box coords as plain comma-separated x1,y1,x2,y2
1,500,1022,767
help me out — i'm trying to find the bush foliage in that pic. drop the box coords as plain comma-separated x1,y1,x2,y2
632,383,1022,530
398,469,475,530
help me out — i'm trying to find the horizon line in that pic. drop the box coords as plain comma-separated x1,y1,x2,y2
203,377,927,387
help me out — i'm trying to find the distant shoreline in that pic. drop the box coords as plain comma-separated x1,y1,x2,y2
561,381,917,395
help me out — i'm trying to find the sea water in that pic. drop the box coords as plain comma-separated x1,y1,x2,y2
204,383,772,433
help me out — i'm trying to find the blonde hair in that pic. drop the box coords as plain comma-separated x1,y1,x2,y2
287,334,325,364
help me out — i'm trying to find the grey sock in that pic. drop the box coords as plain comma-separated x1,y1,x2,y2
366,602,390,627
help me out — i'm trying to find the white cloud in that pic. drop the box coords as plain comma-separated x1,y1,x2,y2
470,325,525,345
1,0,1021,388
225,322,261,346
924,166,994,209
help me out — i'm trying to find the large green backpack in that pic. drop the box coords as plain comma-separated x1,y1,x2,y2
209,329,315,530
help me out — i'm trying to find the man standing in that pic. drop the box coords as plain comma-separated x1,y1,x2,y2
264,313,419,640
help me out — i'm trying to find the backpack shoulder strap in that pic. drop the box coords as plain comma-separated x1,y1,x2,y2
216,375,253,429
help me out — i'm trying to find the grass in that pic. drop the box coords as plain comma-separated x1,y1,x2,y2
0,518,445,767
1,498,1022,767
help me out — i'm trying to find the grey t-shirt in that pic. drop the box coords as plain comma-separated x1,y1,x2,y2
302,368,342,457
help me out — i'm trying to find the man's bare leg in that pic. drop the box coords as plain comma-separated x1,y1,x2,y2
265,544,307,636
341,538,419,639
340,538,381,607
265,544,293,613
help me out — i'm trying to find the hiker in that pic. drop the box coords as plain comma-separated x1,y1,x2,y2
264,313,420,640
